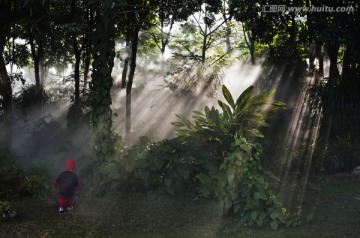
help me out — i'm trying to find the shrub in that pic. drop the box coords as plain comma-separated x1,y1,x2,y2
197,137,287,229
13,85,50,117
0,150,51,198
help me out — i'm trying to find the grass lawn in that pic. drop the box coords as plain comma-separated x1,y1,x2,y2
1,176,360,237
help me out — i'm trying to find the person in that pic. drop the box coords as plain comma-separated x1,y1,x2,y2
53,160,80,213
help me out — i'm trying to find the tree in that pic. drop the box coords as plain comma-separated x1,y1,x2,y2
116,0,159,137
151,0,197,55
23,0,50,90
193,1,225,63
0,0,19,149
230,0,261,65
89,0,116,163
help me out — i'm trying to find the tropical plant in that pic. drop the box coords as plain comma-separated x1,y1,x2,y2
172,84,285,150
197,137,290,229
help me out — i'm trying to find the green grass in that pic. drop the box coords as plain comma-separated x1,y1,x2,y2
1,176,360,237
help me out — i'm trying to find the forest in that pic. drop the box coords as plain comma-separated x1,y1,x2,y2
1,0,360,237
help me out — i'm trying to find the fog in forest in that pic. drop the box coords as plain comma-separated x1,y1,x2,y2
4,54,266,179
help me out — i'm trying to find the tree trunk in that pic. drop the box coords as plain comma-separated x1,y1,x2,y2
121,30,130,89
29,33,43,90
160,15,174,55
33,55,41,87
315,42,324,77
39,57,46,83
249,37,255,65
74,51,81,103
73,35,81,103
0,50,13,149
83,45,90,91
83,6,94,91
342,45,351,79
126,27,139,136
242,23,256,65
72,0,82,103
201,26,208,64
327,43,340,81
309,43,315,69
225,27,231,53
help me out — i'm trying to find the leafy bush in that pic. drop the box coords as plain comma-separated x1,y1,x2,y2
197,137,288,229
66,102,86,131
13,85,50,117
313,136,360,173
86,83,294,229
0,150,20,198
127,137,196,195
117,136,294,229
0,150,51,198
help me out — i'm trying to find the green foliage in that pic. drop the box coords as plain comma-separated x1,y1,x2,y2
94,84,291,229
313,136,360,173
308,77,360,172
120,137,196,195
0,150,51,198
172,85,285,150
267,29,306,63
84,134,124,195
308,77,360,138
22,161,52,198
13,85,50,117
89,1,116,167
66,102,86,131
196,137,289,229
0,150,19,198
118,135,295,229
164,61,223,98
9,71,26,85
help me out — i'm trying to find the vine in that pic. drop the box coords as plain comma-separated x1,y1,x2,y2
90,1,116,164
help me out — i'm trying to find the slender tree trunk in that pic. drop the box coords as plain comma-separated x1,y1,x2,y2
342,45,351,79
249,37,255,65
33,54,41,86
83,48,90,91
121,30,130,89
201,26,208,64
29,34,43,90
72,0,82,103
83,6,94,91
242,23,256,65
73,35,82,103
160,15,174,55
39,58,45,83
315,42,324,77
0,48,13,149
309,43,316,69
34,56,41,87
126,27,139,136
327,43,340,81
74,51,81,102
225,27,231,53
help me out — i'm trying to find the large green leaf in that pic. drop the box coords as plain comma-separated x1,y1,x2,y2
218,100,233,119
235,85,254,110
222,85,235,109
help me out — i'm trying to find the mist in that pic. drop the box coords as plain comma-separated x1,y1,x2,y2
4,52,268,182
